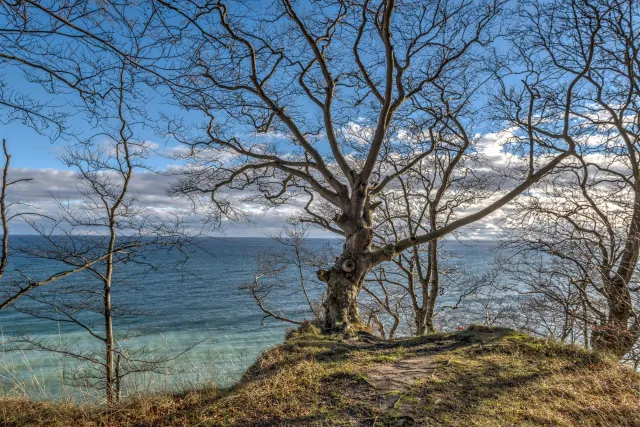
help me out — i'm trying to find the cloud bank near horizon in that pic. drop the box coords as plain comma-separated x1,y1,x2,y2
5,130,523,240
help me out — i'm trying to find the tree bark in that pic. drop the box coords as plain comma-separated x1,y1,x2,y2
591,324,639,358
591,279,639,357
317,179,385,333
318,226,374,332
414,305,436,335
591,189,640,357
413,240,439,335
424,239,439,334
414,309,426,336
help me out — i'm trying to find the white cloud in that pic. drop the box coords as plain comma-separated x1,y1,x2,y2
4,167,334,237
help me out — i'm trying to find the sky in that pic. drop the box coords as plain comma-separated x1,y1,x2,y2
1,108,334,237
3,123,511,238
0,66,515,239
0,80,516,239
0,0,517,240
0,65,514,239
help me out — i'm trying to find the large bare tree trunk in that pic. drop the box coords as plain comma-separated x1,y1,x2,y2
592,193,640,357
591,323,639,358
319,268,364,332
318,195,376,332
591,279,639,357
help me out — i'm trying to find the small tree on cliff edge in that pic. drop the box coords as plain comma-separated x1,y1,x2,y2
497,0,640,357
156,0,575,332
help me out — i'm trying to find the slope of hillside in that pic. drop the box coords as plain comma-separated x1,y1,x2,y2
2,324,640,426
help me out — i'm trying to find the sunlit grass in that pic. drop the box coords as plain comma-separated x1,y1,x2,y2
3,324,638,426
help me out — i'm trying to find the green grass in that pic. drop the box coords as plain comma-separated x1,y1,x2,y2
2,323,640,426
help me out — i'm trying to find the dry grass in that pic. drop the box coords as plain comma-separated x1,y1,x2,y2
2,323,640,426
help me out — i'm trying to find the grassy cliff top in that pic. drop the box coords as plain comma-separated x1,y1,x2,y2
3,324,640,426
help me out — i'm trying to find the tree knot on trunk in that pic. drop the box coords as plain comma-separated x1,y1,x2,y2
341,258,356,273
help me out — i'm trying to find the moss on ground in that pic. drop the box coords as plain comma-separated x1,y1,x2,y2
2,323,640,426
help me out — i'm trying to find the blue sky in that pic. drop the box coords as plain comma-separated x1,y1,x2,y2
2,123,60,169
0,66,511,239
3,120,183,171
0,0,519,239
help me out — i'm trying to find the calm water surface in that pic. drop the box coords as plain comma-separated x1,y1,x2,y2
0,237,498,399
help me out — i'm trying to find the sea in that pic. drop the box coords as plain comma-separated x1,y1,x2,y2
0,237,499,400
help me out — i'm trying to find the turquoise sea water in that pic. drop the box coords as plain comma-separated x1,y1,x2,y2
0,237,498,400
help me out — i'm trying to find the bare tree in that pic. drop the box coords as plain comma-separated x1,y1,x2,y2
0,2,190,313
370,90,493,334
446,262,592,344
361,266,410,339
497,0,640,357
8,63,194,405
0,140,121,311
245,224,330,326
154,0,572,332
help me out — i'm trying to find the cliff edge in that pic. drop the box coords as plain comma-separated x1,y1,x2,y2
3,324,640,426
